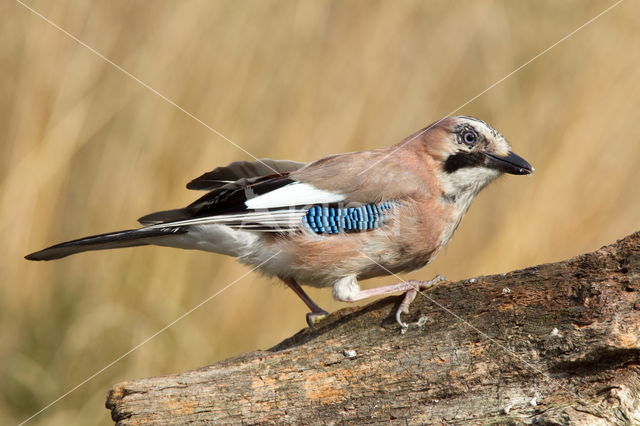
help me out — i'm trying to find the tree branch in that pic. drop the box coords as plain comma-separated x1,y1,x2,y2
106,232,640,424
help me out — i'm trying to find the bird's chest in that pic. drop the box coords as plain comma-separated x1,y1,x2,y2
400,201,456,256
354,198,459,277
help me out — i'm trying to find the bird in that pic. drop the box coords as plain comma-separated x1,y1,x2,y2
25,116,533,329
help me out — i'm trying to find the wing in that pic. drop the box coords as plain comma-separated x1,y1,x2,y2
142,173,350,232
140,150,419,234
138,159,306,225
138,158,348,232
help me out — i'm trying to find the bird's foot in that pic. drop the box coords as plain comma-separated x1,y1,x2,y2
306,309,329,329
396,275,447,332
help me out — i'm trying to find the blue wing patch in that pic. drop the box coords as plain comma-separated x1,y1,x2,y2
302,201,397,234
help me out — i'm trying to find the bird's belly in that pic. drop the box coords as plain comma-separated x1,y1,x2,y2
250,227,442,288
240,200,457,287
355,237,438,280
356,250,434,280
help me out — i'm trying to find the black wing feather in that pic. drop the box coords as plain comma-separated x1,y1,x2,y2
139,160,305,225
138,174,296,225
186,159,305,190
186,175,295,216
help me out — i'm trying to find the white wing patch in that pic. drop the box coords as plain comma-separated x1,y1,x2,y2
245,182,345,209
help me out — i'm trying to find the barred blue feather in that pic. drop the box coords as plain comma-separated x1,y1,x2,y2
302,201,397,234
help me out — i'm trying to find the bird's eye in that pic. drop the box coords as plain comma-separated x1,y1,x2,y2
462,130,477,145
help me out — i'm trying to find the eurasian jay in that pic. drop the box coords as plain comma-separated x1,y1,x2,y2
26,116,533,328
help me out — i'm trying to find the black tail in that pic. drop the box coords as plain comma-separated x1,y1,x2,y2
25,227,188,261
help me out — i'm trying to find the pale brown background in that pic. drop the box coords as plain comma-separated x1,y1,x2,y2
2,0,639,424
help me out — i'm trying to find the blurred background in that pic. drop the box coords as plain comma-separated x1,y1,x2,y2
2,0,639,424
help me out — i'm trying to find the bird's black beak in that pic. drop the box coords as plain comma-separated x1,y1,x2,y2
483,151,534,175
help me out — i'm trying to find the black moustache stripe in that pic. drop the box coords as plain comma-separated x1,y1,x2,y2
443,152,485,173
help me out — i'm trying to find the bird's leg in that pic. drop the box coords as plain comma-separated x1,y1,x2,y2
395,275,448,331
334,275,447,330
281,277,329,328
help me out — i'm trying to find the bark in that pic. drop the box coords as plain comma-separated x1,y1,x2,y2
106,232,640,425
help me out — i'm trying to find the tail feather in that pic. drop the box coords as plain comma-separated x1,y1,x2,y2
25,227,188,261
137,208,191,225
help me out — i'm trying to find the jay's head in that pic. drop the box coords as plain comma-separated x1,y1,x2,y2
424,116,533,197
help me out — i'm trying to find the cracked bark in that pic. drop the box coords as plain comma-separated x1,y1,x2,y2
106,232,640,425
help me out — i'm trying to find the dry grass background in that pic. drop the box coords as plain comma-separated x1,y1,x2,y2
2,0,639,424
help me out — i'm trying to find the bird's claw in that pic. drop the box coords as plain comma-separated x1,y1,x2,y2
424,274,447,289
396,289,418,332
306,310,329,329
396,275,448,332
